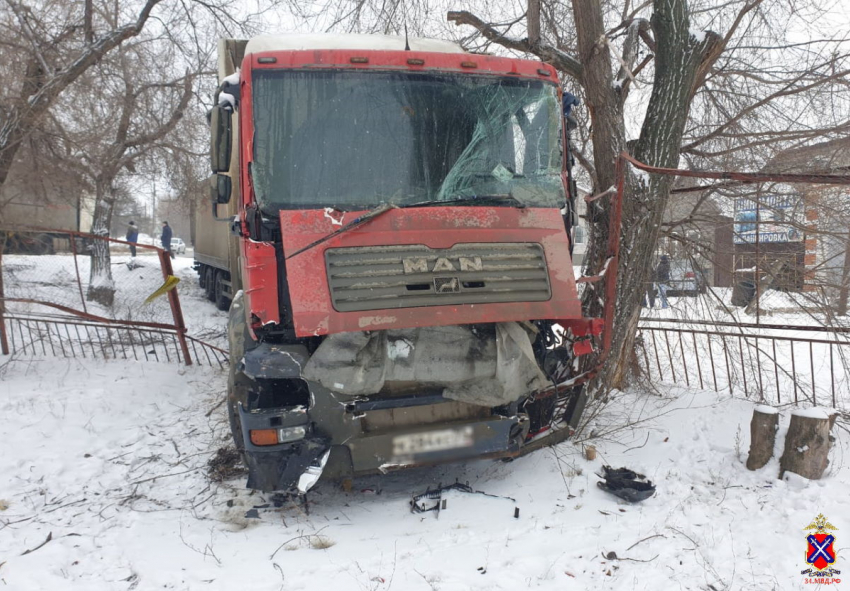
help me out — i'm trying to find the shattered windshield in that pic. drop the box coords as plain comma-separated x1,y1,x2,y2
252,70,565,210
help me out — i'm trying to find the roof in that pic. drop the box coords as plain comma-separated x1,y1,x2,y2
763,137,850,174
245,34,465,56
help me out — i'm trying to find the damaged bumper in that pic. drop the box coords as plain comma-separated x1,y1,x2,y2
235,326,543,493
238,402,330,492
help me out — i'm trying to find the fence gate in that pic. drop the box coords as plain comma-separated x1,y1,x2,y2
0,227,227,368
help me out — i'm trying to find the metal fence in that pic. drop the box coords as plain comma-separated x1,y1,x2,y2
0,227,226,367
637,318,850,410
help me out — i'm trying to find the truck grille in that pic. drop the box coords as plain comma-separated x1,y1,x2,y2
325,243,551,312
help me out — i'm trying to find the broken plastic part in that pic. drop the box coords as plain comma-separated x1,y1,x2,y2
297,449,331,493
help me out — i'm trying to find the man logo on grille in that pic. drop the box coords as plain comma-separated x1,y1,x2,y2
434,277,460,293
402,256,482,274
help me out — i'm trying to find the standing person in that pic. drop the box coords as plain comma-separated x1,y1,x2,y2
655,254,671,309
161,221,174,259
125,221,139,258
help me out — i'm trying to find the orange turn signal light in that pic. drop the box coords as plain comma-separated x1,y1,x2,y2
250,429,279,446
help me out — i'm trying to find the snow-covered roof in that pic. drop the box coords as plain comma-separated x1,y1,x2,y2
245,34,465,55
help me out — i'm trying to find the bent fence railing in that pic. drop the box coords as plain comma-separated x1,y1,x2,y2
0,227,227,368
2,314,227,368
637,318,850,410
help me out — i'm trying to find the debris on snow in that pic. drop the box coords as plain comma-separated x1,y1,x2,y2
208,447,246,482
596,466,656,503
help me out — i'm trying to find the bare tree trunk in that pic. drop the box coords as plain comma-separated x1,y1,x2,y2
836,232,850,316
527,0,541,46
87,180,116,307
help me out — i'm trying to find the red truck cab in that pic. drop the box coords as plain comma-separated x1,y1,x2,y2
209,35,599,492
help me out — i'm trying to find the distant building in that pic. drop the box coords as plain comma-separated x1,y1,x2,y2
657,179,731,288
757,137,850,293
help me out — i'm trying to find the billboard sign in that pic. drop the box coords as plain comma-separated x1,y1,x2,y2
733,194,804,245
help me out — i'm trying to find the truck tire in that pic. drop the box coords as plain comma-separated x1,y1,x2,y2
214,270,230,311
205,269,217,302
34,234,54,255
198,266,207,290
226,291,253,460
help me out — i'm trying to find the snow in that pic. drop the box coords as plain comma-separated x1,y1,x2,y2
792,407,831,419
218,92,236,109
689,27,707,44
754,404,779,415
2,355,848,589
633,168,650,187
222,69,240,86
245,34,464,55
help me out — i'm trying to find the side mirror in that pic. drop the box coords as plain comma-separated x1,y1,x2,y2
210,174,232,219
210,106,232,173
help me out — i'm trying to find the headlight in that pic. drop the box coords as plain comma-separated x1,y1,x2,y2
277,425,307,443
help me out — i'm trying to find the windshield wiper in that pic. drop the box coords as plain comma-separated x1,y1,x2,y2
400,195,527,209
285,202,397,260
285,195,525,260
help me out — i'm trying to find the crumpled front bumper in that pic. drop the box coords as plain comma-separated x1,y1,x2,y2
237,403,329,492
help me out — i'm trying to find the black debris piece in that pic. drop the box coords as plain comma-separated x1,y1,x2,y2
410,482,518,517
596,465,656,503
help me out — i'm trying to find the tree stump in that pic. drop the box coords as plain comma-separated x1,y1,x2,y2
779,408,832,480
746,405,778,470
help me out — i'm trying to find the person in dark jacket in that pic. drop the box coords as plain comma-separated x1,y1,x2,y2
161,221,174,259
126,221,139,258
655,254,671,309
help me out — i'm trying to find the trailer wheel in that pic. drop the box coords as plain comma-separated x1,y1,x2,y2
198,266,207,289
34,234,54,255
214,271,230,311
205,269,217,302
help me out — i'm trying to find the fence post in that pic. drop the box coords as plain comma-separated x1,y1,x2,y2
69,232,88,314
0,235,8,355
158,250,192,366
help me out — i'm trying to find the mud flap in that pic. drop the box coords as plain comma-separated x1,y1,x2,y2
244,439,330,493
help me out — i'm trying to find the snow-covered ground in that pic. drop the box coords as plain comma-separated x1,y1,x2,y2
1,354,847,589
0,263,847,589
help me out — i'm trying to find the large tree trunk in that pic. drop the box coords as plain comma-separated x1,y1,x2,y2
87,180,116,307
580,0,719,398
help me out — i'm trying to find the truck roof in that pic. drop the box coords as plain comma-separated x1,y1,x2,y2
244,34,464,55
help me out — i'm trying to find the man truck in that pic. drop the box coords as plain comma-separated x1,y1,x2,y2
204,34,611,493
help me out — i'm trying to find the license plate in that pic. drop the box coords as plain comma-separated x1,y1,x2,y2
392,426,475,456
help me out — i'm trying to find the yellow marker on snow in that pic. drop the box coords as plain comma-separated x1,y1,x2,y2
145,275,181,304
